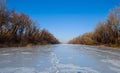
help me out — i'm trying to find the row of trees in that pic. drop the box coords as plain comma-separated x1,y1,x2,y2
68,6,120,47
0,2,59,47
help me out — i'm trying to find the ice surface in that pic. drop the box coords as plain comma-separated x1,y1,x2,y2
0,44,120,73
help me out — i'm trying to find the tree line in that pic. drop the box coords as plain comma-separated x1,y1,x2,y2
0,2,59,47
68,6,120,47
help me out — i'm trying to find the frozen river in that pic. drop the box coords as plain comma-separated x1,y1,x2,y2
0,44,120,73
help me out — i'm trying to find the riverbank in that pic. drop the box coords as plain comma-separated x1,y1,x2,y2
68,6,120,48
0,3,59,48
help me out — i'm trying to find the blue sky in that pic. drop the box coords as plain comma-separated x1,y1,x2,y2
7,0,120,43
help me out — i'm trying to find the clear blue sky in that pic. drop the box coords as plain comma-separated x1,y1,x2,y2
7,0,120,43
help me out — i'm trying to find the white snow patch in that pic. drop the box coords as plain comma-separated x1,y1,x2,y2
86,47,120,57
1,53,10,56
0,67,36,73
49,52,99,73
101,59,120,67
58,64,99,73
21,52,32,54
110,67,120,73
47,63,100,73
0,66,100,73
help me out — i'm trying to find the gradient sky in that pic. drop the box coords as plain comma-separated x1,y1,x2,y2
7,0,120,43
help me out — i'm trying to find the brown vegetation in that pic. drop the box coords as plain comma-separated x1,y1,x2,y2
68,6,120,47
0,2,59,47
